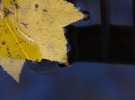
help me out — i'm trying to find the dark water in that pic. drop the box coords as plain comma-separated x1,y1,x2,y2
66,0,134,65
0,0,135,100
0,62,135,100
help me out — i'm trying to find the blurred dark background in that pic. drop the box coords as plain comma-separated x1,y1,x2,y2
66,0,135,65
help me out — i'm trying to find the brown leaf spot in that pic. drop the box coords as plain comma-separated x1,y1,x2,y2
35,4,39,8
1,41,6,45
20,22,29,28
3,8,14,17
43,9,47,12
6,47,11,57
15,4,20,9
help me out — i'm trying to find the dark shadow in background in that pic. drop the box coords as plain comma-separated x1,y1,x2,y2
67,25,134,64
66,0,134,65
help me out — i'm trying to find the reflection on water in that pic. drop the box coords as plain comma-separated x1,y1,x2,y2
27,60,59,74
0,62,135,100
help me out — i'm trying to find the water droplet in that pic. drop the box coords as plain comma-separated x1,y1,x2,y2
67,44,71,52
82,11,90,21
64,28,68,34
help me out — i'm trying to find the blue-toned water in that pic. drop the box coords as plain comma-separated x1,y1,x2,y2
72,0,132,27
0,0,134,100
0,61,135,100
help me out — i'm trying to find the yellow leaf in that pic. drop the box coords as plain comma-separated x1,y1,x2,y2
0,57,24,82
14,0,83,63
0,17,42,60
0,0,83,82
